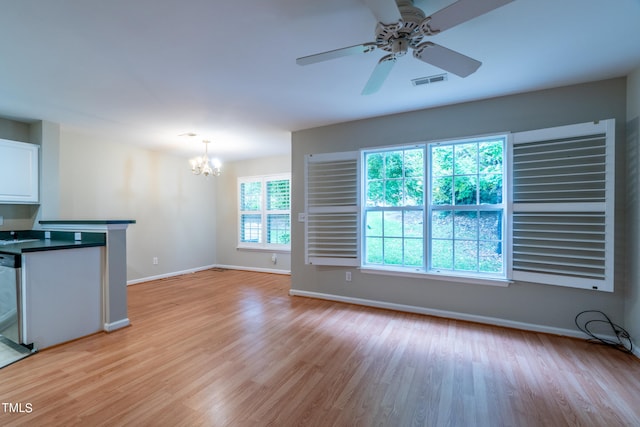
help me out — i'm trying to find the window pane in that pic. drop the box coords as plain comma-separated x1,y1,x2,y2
367,153,384,180
479,241,503,273
366,237,383,264
432,145,453,176
240,182,261,211
405,178,423,206
431,210,453,239
454,240,478,271
267,214,290,244
404,211,423,238
367,180,384,207
454,143,478,175
479,211,502,241
385,151,403,178
363,147,429,271
432,176,453,205
404,238,423,267
383,238,403,265
385,179,403,206
432,240,453,269
454,175,477,205
479,173,502,204
267,180,290,210
454,211,478,240
366,211,382,236
479,140,503,174
383,211,402,237
241,214,262,243
404,149,423,177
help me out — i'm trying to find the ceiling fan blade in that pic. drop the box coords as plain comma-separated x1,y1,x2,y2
361,0,401,25
413,42,481,77
424,0,514,34
296,43,376,66
361,54,397,95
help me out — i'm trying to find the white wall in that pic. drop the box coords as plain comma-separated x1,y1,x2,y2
215,154,291,274
291,78,628,334
58,131,218,282
626,66,640,350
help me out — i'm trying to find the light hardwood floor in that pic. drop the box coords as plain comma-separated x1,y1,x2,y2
0,269,639,426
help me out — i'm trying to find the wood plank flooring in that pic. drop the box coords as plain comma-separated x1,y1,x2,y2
0,269,639,426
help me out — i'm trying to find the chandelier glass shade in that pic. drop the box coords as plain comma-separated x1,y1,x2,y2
190,140,221,177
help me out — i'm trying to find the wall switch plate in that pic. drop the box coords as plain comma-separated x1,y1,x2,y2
346,271,352,282
153,257,159,265
298,213,306,222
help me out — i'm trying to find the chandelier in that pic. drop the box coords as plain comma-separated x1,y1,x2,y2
190,140,221,177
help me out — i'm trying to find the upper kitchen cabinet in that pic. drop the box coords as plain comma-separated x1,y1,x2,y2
0,138,39,204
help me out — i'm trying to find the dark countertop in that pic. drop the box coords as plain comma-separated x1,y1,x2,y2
0,230,107,255
39,220,136,225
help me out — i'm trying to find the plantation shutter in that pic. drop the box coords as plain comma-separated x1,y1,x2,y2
510,119,615,291
304,151,360,266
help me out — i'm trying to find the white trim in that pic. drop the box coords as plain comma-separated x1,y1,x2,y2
214,264,291,275
236,245,291,253
127,264,218,285
127,264,290,285
104,318,130,332
288,289,602,340
360,267,511,287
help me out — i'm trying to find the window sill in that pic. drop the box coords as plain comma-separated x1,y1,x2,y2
360,267,512,287
236,246,291,254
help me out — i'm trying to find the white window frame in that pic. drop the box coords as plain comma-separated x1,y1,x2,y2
360,135,508,282
238,173,291,251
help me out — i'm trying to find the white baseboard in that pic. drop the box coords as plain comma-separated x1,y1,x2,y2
214,264,291,275
127,264,218,285
104,318,130,332
127,264,290,286
289,289,595,340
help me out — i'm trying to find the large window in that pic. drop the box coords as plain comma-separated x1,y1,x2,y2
363,137,506,278
238,174,291,250
305,120,615,291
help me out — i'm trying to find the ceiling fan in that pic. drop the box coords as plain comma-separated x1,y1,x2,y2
296,0,514,95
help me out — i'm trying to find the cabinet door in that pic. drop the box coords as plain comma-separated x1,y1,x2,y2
0,139,39,203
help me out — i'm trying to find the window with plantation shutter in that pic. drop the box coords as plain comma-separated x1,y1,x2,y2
510,119,615,291
238,174,290,250
304,151,360,266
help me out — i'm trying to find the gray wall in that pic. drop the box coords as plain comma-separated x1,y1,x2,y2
626,67,640,348
291,77,628,333
215,154,292,274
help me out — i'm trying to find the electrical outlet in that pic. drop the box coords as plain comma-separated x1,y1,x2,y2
346,271,352,282
153,257,158,265
271,253,278,264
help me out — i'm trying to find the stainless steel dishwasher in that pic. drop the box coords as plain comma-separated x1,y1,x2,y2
0,253,23,345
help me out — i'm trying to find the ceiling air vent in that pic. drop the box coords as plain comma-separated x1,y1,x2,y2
411,73,448,87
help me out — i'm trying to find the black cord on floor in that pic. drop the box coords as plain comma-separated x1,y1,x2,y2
575,310,634,355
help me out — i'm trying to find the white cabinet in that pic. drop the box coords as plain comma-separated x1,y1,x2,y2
0,138,39,203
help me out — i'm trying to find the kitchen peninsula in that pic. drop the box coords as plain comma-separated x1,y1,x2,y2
0,220,134,350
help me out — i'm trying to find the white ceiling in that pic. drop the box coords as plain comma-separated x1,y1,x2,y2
1,0,639,162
